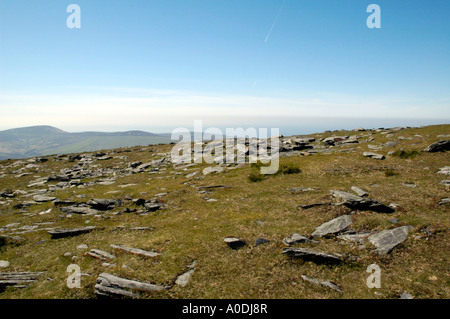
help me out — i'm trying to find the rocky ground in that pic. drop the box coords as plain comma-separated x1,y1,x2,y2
0,124,449,299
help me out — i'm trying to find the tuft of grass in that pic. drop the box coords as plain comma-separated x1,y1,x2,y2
392,150,419,159
277,163,302,175
248,170,265,182
385,169,400,177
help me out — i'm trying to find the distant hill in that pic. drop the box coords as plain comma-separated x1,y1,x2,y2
0,125,173,160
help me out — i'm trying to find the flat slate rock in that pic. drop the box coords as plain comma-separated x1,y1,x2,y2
312,215,353,238
363,152,385,160
282,233,313,246
282,248,342,264
424,140,450,152
437,166,450,175
175,268,195,287
368,226,412,255
0,271,45,290
60,205,100,215
202,166,224,175
32,195,57,203
110,244,160,258
88,249,116,261
224,237,247,250
48,226,97,239
351,186,369,197
86,198,121,211
301,275,342,293
95,273,165,298
331,190,395,214
255,238,270,246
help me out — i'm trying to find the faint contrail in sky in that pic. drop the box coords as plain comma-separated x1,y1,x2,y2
265,0,286,43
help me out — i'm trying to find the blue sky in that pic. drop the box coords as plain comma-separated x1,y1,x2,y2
0,0,449,134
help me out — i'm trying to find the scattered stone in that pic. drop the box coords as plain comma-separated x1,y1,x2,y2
389,218,399,224
363,152,385,160
0,261,10,268
255,238,270,246
440,180,450,186
331,190,395,214
437,166,450,175
439,198,450,205
63,252,72,257
350,186,369,197
175,262,196,287
88,249,116,261
60,205,100,215
110,244,160,258
185,171,200,178
288,187,318,193
424,140,450,152
300,275,342,293
143,202,166,212
224,237,247,250
282,233,314,246
202,166,224,175
312,215,353,238
48,226,97,239
86,198,121,211
32,195,57,203
368,226,412,255
282,248,342,265
337,232,370,244
399,292,414,299
0,271,45,290
77,244,88,250
95,273,165,298
403,183,417,188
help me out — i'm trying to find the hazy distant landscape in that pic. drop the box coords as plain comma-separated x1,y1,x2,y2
0,126,172,160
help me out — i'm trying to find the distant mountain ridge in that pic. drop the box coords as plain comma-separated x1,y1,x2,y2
0,125,173,160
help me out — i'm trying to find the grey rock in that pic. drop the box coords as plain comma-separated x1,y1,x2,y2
32,195,57,202
440,180,450,186
224,237,247,250
48,226,97,239
60,205,100,215
86,198,121,211
437,166,450,176
439,198,450,205
300,275,342,293
88,249,116,261
331,190,395,214
282,233,312,246
203,166,224,175
312,215,353,238
255,238,270,246
363,152,385,160
95,273,165,298
282,248,342,264
424,140,450,152
368,226,412,255
399,292,414,299
175,268,195,287
351,186,369,197
0,261,10,268
0,271,45,289
110,244,160,258
337,232,370,244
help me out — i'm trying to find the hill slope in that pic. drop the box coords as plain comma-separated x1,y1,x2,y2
0,126,172,160
0,124,448,299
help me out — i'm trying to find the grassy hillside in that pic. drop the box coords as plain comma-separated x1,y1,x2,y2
0,126,172,160
0,124,448,299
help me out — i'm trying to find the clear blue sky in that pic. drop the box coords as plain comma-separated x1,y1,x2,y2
0,0,449,134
